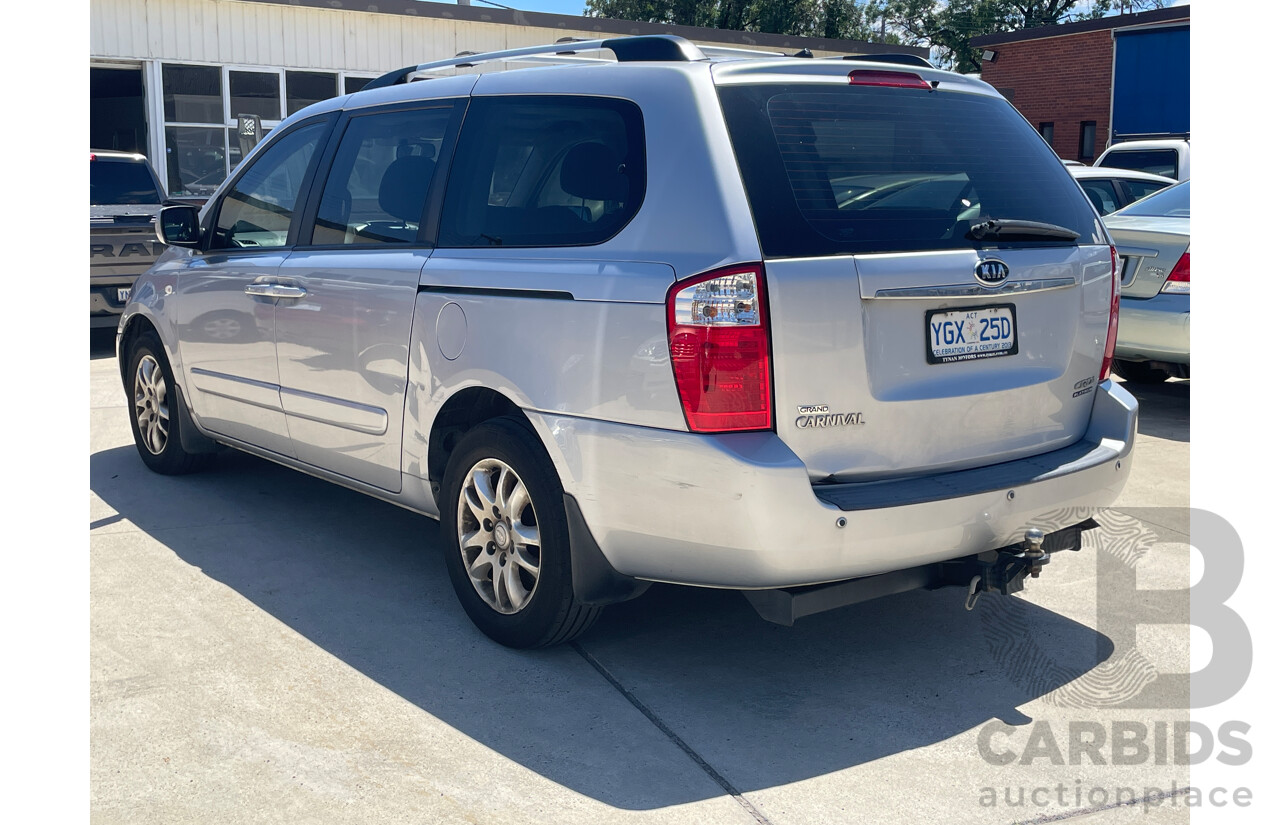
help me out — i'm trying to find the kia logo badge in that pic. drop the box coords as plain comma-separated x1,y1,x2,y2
975,259,1010,287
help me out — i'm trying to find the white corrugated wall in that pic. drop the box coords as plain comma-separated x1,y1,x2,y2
89,0,680,72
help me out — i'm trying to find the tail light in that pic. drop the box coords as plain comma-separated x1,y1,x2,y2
848,70,931,90
666,264,772,433
1100,245,1121,381
1161,250,1190,294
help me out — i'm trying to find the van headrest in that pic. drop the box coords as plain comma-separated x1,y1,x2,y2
378,155,436,222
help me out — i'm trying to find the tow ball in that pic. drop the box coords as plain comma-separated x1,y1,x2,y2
963,527,1050,611
741,519,1097,626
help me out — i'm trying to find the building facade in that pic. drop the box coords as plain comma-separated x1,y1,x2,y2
971,5,1190,163
90,0,923,198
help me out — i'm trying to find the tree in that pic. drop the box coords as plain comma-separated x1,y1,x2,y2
880,0,1163,73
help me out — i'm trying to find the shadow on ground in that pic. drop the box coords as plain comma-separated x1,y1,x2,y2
91,440,1115,809
1119,377,1189,442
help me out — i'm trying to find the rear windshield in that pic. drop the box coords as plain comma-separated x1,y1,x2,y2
1097,149,1178,179
717,84,1100,257
91,159,162,205
1116,180,1189,218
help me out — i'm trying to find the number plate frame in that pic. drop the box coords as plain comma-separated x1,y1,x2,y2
925,303,1019,365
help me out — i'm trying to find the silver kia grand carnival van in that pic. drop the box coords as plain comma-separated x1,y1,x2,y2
119,36,1136,647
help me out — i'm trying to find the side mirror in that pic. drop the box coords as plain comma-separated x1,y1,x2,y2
157,204,202,249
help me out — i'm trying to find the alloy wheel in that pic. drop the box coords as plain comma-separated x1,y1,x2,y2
134,354,170,455
457,458,542,614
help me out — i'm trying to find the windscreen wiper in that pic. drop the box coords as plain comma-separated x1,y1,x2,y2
966,219,1080,242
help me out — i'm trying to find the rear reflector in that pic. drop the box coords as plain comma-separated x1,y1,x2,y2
848,70,930,89
1161,251,1190,294
667,264,773,433
1100,246,1120,381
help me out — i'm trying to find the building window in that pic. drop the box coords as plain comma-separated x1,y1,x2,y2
158,64,365,197
229,70,281,121
1079,121,1097,161
286,71,338,117
1039,122,1055,145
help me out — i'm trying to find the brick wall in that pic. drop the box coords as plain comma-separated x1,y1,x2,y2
978,29,1114,161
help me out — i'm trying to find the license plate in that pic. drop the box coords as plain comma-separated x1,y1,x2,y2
926,304,1018,364
117,287,132,303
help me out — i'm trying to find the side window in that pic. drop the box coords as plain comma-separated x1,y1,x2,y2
311,107,452,245
212,121,326,249
438,96,645,248
1123,179,1169,202
1079,180,1119,215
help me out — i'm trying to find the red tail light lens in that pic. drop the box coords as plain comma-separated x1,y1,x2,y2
848,70,931,90
1100,245,1121,381
667,264,772,433
1161,251,1190,294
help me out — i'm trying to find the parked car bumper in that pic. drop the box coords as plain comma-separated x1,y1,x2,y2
90,273,141,328
528,379,1137,590
1116,292,1190,364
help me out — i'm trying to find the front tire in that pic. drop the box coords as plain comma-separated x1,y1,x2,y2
126,332,211,475
440,416,600,648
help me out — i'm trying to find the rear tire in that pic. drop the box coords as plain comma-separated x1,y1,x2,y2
1112,360,1171,384
126,332,212,475
440,415,600,648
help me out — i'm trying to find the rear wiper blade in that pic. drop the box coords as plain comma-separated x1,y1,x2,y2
966,219,1080,242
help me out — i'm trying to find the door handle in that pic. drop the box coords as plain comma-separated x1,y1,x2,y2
270,284,307,299
244,283,307,299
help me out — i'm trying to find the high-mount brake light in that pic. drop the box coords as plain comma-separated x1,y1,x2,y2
848,70,931,90
1161,251,1190,294
666,264,773,433
1100,245,1121,381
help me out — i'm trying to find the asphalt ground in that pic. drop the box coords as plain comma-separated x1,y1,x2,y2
90,328,1193,824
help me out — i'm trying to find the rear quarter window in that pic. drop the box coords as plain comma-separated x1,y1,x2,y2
717,84,1101,257
437,96,646,248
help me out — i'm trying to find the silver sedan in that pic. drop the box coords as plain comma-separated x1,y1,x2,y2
1103,181,1190,383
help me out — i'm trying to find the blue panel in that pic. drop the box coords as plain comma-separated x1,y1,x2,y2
1112,26,1190,138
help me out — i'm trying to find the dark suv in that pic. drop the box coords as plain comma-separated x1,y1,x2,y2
90,151,167,328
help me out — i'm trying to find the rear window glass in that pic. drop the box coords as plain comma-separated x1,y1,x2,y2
1116,181,1189,218
717,84,1100,257
1097,149,1178,179
90,159,161,205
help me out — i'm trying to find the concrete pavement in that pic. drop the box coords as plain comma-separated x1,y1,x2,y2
90,333,1193,824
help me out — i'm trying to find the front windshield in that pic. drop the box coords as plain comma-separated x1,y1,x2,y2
1116,180,1190,218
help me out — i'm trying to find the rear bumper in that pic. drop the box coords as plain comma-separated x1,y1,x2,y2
1116,292,1189,364
529,380,1137,590
90,273,140,327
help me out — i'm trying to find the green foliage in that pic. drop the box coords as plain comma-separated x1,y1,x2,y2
879,1,1166,73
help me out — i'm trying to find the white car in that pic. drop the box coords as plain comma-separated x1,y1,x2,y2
1068,165,1176,216
1094,138,1190,182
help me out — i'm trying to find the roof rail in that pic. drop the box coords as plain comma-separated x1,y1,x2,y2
839,53,936,69
364,34,707,90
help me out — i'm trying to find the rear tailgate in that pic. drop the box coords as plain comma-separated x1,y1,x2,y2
90,207,163,279
765,248,1111,480
715,62,1111,481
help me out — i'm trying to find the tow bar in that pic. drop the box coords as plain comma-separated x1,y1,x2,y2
742,519,1098,626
